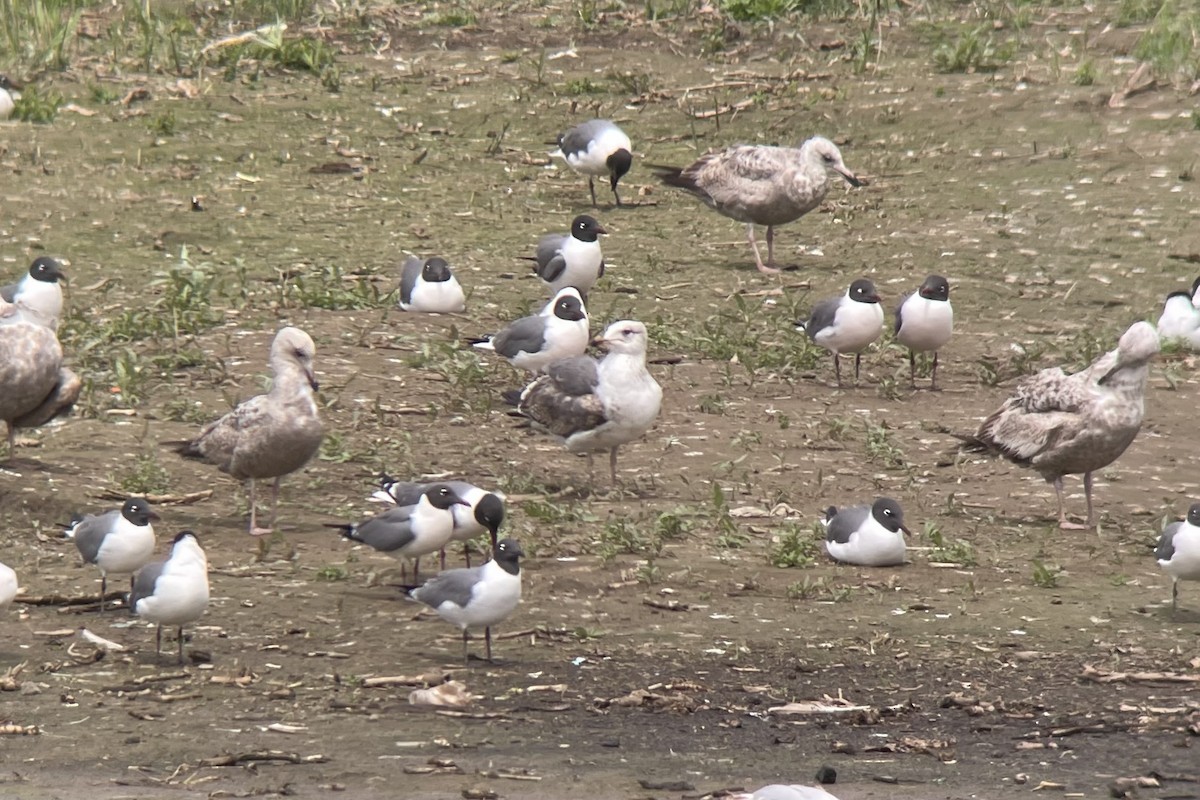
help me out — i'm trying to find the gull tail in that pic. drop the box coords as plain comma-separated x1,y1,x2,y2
466,335,494,351
164,439,205,460
323,522,359,542
647,163,687,187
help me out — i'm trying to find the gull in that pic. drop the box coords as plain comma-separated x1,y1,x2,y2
822,497,909,567
0,75,19,120
410,537,524,664
1155,282,1200,350
0,297,80,459
130,531,210,664
470,286,589,375
1156,502,1200,615
398,256,465,313
957,321,1159,529
734,786,840,800
374,474,505,567
64,497,160,612
517,319,662,484
652,136,861,275
1,256,66,330
328,484,469,583
894,274,953,389
174,327,323,535
552,120,633,207
527,214,607,297
796,278,883,387
0,562,16,612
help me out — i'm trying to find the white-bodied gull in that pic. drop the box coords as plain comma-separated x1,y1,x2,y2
398,256,465,313
797,278,884,387
894,274,953,389
1156,502,1200,615
0,561,17,612
470,286,590,375
1155,283,1200,350
527,214,607,297
0,75,19,120
1,256,66,330
130,530,210,664
174,327,324,535
552,120,633,207
823,497,909,567
64,497,160,612
374,474,505,567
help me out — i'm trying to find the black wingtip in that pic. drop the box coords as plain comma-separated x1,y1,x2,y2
500,388,523,407
164,439,203,459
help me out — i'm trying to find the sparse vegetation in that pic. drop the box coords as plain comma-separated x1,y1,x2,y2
768,522,819,568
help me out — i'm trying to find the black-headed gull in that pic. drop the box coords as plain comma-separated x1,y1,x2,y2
65,497,160,612
529,214,607,297
470,287,590,375
1156,502,1200,615
823,497,909,566
553,120,632,207
398,256,465,313
797,278,883,387
374,475,505,567
894,274,953,389
130,530,210,664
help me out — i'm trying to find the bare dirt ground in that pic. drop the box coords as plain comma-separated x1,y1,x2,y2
2,3,1200,799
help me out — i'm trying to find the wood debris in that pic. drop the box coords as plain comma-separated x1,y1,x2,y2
1081,665,1200,684
0,724,40,736
409,681,476,708
198,750,327,767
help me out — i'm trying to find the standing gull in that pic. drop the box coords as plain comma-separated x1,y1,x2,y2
130,531,210,664
527,214,607,297
822,497,909,567
328,484,469,583
64,497,159,611
517,319,662,484
0,296,79,459
174,327,323,536
957,321,1159,530
894,274,953,389
552,120,633,207
470,286,590,375
0,562,17,612
1155,283,1200,350
796,278,884,387
1,256,66,330
410,537,524,664
398,256,465,313
652,136,862,274
374,475,505,567
1156,503,1200,615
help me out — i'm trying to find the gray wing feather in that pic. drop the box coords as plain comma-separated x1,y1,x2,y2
72,511,119,565
535,234,568,283
804,296,841,339
0,282,16,302
544,356,600,395
352,508,418,553
559,121,606,157
491,314,547,358
399,257,422,306
1156,522,1181,561
894,293,911,336
412,566,482,610
382,480,427,507
825,505,869,544
130,561,165,607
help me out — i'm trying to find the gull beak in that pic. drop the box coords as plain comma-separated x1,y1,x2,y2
836,166,863,188
594,223,609,236
900,523,911,536
148,511,162,522
590,333,610,352
306,367,319,392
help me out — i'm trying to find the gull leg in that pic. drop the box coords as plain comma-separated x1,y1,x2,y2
765,225,776,270
588,177,598,208
747,225,780,275
909,351,917,388
586,452,596,487
1171,580,1179,616
99,574,107,613
1054,476,1088,530
931,351,941,391
155,624,162,658
1083,471,1097,529
177,625,185,665
439,548,447,571
833,354,843,388
462,630,470,666
463,542,472,568
485,626,494,663
854,352,863,384
609,447,619,484
611,181,622,207
3,424,13,462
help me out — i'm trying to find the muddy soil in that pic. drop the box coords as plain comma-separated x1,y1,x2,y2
2,4,1199,799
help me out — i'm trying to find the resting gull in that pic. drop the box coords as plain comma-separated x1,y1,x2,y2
0,296,79,459
652,135,861,274
130,530,210,664
1156,502,1200,615
0,562,17,612
823,497,909,567
398,256,465,313
552,120,633,207
1155,281,1200,350
174,327,324,535
957,321,1159,529
517,319,662,484
1,256,66,330
527,214,607,297
894,274,953,389
409,537,524,664
64,497,159,612
796,278,883,387
374,474,505,567
470,286,590,375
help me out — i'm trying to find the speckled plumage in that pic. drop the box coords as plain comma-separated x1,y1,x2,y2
0,298,76,458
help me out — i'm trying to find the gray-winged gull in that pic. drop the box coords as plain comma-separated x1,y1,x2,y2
528,214,607,297
374,475,505,567
895,274,953,389
796,278,883,387
130,530,210,664
398,256,465,314
1156,502,1200,615
553,120,632,207
1,256,66,330
470,286,590,375
823,497,909,567
64,497,159,611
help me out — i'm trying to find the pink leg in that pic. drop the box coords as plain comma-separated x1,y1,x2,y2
248,478,272,536
747,225,780,275
1054,476,1088,530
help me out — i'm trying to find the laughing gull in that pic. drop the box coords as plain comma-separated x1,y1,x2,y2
527,214,607,297
552,120,633,207
0,297,79,459
1155,285,1200,350
958,321,1159,529
735,786,840,800
0,75,19,120
375,474,505,567
797,278,884,387
64,497,160,612
410,537,524,664
1156,503,1200,615
470,286,590,375
398,256,465,313
517,319,662,484
652,136,861,275
823,498,909,566
174,327,323,535
1,257,66,330
0,562,16,612
328,484,469,583
130,531,210,664
895,274,953,389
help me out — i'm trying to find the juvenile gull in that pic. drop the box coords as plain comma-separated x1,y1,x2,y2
410,537,524,664
527,214,607,296
957,321,1159,529
652,135,861,274
398,256,465,313
1156,502,1200,615
130,530,210,664
796,278,883,387
374,474,505,567
517,319,662,484
470,286,590,375
552,120,633,207
328,484,469,583
0,297,78,459
0,562,16,612
822,498,909,567
894,274,953,389
1,256,66,330
1155,281,1200,350
175,327,323,535
64,497,159,612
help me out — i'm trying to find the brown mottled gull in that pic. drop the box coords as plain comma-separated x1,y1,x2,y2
0,297,80,459
652,136,862,275
175,327,323,535
958,321,1159,529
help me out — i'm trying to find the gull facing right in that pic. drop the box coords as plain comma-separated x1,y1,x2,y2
823,497,909,567
528,214,607,297
470,286,589,375
958,321,1159,530
797,278,884,387
398,256,465,313
374,475,505,567
1156,502,1200,615
65,497,160,612
552,120,633,207
1,256,66,330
